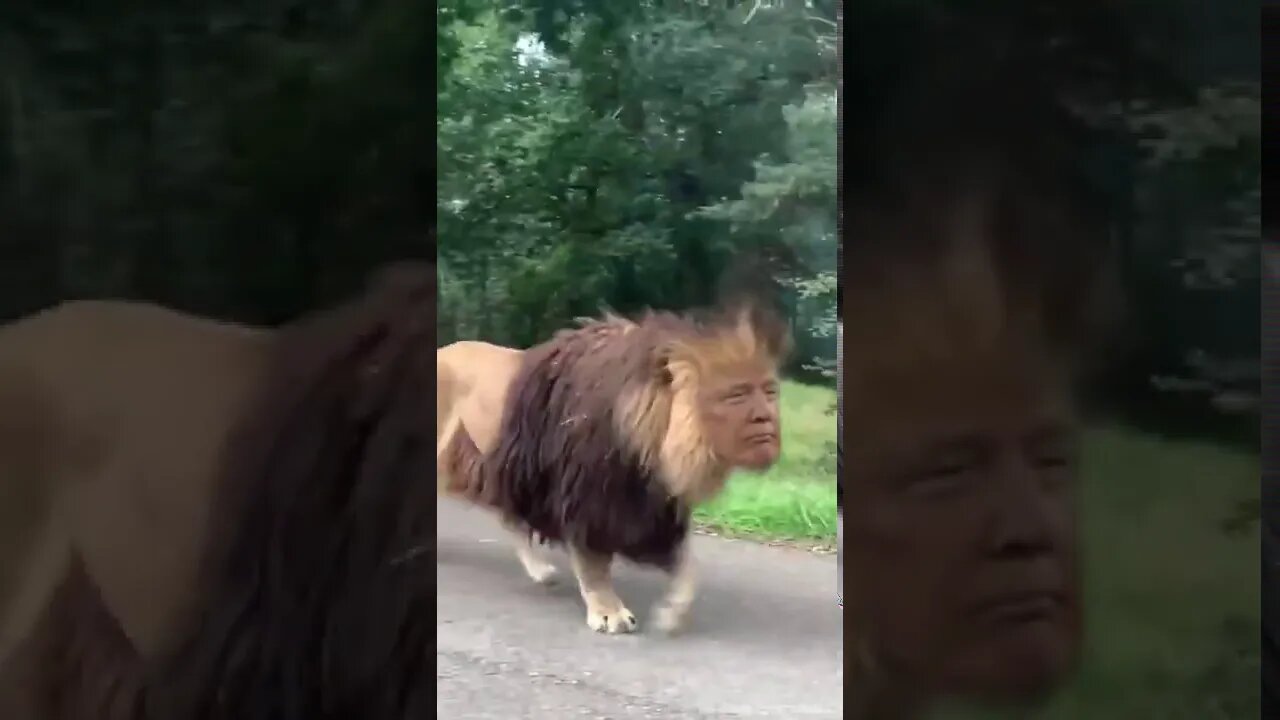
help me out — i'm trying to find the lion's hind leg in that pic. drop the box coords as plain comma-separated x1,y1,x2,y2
652,543,697,635
505,523,558,586
0,553,144,720
568,546,636,634
516,542,558,585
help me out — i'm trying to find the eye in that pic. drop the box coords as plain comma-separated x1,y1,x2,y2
919,463,973,487
1032,449,1077,491
1028,435,1078,474
926,463,969,478
901,462,972,497
902,446,985,497
1034,453,1071,469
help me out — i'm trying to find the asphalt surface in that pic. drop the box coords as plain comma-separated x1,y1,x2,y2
437,500,843,719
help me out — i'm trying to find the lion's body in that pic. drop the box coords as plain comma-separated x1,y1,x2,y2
450,315,700,568
0,301,272,716
0,263,436,719
0,302,270,657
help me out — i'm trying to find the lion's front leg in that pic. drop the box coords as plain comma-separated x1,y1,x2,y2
568,546,636,634
652,544,697,634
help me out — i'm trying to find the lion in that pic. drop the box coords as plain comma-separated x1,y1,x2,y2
0,263,434,719
440,305,789,634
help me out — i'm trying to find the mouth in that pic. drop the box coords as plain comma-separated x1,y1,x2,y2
745,432,778,446
972,590,1064,624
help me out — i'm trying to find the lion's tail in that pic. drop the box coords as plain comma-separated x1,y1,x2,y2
438,417,490,504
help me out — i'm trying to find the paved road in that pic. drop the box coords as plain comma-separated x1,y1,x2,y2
437,500,843,719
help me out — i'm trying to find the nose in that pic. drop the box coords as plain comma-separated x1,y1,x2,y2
748,393,775,423
979,457,1063,559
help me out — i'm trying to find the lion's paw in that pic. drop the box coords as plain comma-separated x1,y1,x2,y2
651,601,689,635
586,604,637,634
516,547,559,586
523,559,559,586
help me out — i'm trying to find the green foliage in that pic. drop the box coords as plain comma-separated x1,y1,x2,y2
1118,79,1261,398
694,88,837,372
437,1,838,372
0,0,432,322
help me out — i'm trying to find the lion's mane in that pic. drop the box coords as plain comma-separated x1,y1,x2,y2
142,262,436,720
442,306,786,571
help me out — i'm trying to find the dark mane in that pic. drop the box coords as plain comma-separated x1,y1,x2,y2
146,262,436,720
450,311,697,571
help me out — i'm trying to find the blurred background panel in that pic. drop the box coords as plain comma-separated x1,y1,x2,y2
0,0,433,325
844,1,1259,718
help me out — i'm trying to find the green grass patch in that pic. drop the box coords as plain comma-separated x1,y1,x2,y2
937,424,1261,719
692,379,838,542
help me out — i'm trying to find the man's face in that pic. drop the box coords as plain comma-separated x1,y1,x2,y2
698,365,782,471
845,371,1082,706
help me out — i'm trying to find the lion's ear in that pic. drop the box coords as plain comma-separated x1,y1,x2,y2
659,364,675,385
654,342,677,385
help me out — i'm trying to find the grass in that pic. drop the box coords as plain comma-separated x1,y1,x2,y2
937,425,1260,719
692,379,839,543
692,381,1261,717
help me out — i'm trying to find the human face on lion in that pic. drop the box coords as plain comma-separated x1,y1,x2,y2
846,358,1082,711
698,367,781,471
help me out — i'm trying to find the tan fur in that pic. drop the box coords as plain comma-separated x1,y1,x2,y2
0,301,273,715
435,340,557,583
435,340,523,472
